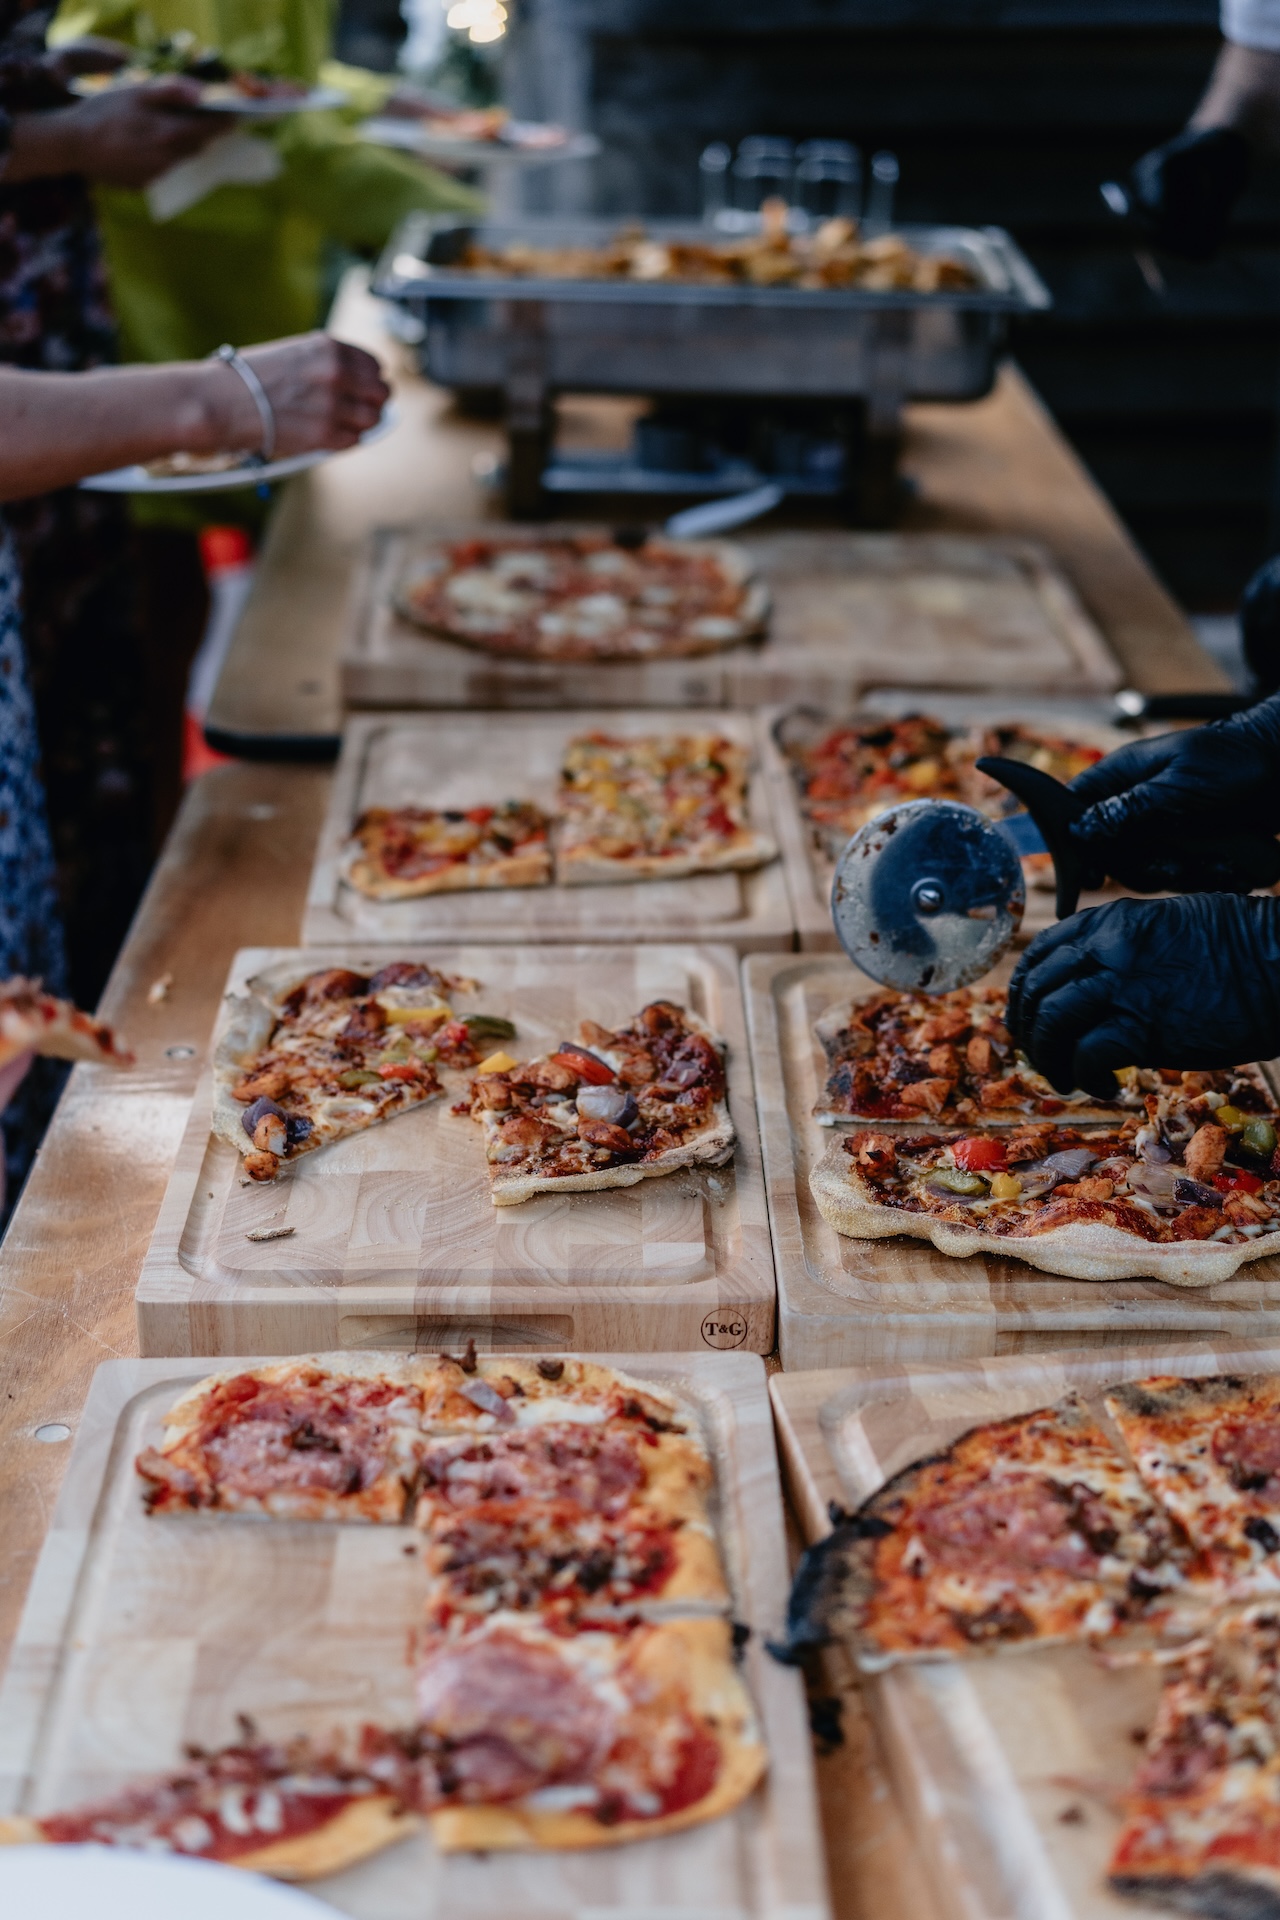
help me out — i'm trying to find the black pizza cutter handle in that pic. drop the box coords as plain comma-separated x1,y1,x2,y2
975,756,1093,921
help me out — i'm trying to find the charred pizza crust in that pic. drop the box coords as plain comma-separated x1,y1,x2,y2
809,1128,1280,1287
786,1393,1188,1673
466,1003,735,1206
425,1618,765,1852
394,533,768,663
343,801,553,901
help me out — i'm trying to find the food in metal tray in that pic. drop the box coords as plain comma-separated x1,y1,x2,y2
2,1354,764,1868
395,532,767,662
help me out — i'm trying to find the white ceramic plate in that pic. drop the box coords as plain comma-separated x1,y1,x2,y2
80,405,397,494
0,1846,337,1917
359,117,597,165
71,74,345,115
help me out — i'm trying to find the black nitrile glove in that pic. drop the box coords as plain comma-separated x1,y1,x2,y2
1007,894,1280,1097
1067,691,1280,895
1242,553,1280,698
1128,125,1251,260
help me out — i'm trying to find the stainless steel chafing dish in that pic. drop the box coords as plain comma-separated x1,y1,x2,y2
374,213,1050,517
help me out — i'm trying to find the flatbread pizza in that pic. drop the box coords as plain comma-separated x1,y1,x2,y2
344,800,553,900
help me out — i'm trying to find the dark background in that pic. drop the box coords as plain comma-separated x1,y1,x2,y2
345,0,1280,614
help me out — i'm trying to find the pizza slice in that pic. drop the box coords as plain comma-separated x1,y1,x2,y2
1109,1606,1280,1914
413,1422,715,1533
0,1721,425,1879
784,1392,1191,1672
812,983,1276,1129
212,959,506,1181
0,977,133,1070
1107,1374,1280,1599
810,1113,1280,1285
415,1614,765,1850
134,1358,429,1522
462,1000,734,1204
416,1351,696,1436
343,801,552,900
418,1495,730,1632
554,731,776,884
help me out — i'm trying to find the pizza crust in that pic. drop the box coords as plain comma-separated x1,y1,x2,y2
555,831,777,886
489,1110,735,1205
810,1136,1280,1286
427,1618,765,1852
0,1801,420,1881
346,846,551,900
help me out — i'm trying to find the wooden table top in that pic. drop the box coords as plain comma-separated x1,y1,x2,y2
0,276,1226,1920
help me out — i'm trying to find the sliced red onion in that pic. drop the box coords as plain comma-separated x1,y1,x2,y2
460,1379,516,1423
1016,1146,1099,1198
242,1095,285,1141
576,1084,639,1128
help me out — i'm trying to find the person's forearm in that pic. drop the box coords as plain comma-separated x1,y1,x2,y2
1191,41,1280,154
0,362,260,501
0,107,85,182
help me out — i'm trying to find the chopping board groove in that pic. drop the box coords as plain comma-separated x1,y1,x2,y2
744,949,1280,1369
340,528,1121,713
0,1350,830,1920
302,709,793,952
769,1340,1280,1920
137,944,777,1358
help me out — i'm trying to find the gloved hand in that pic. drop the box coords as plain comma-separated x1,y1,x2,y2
1067,692,1280,894
1127,125,1251,260
1007,894,1280,1096
1241,553,1280,699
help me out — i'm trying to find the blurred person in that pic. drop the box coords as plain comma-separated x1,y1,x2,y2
0,331,386,1204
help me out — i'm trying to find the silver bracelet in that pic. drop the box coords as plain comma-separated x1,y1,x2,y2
210,343,276,464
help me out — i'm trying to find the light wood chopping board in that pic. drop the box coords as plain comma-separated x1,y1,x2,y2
760,692,1133,950
136,944,777,1358
302,709,793,952
743,948,1280,1370
0,1349,830,1920
769,1339,1280,1920
339,529,1121,712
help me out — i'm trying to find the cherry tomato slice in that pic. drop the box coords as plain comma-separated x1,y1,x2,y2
378,1062,427,1082
549,1045,615,1084
952,1136,1008,1174
1215,1169,1264,1194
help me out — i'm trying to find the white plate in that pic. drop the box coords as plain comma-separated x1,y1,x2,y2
71,75,344,116
80,405,397,494
0,1846,337,1917
359,117,598,165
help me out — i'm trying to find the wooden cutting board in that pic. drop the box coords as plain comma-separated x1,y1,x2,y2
769,1339,1280,1920
340,528,1121,711
760,692,1133,950
301,709,793,952
136,944,777,1358
0,1349,830,1920
743,948,1280,1369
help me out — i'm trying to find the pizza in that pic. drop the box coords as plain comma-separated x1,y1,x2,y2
555,731,775,883
5,1353,762,1872
811,983,1276,1129
810,1109,1280,1285
212,959,511,1181
394,533,768,662
775,708,1105,884
1108,1606,1280,1913
0,977,133,1070
344,801,553,900
1107,1375,1280,1599
787,1393,1191,1672
460,1000,734,1204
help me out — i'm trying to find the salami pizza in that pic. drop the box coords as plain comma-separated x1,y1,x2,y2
812,983,1275,1129
461,1000,734,1204
788,1393,1190,1672
213,959,509,1181
394,533,768,663
810,1109,1280,1285
0,977,133,1070
344,801,552,899
555,731,776,883
3,1352,761,1872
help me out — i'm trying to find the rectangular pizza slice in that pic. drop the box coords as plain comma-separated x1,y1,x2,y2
812,982,1278,1130
553,731,776,884
461,1000,734,1204
134,1358,430,1522
343,801,553,900
784,1392,1192,1673
212,959,510,1181
810,1112,1280,1285
1107,1374,1280,1599
1109,1605,1280,1915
